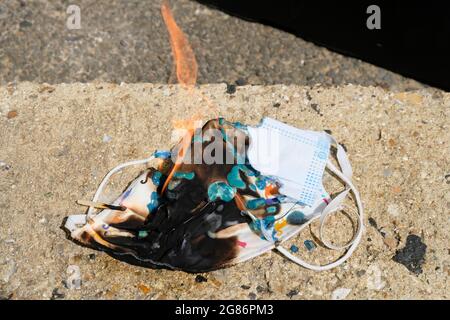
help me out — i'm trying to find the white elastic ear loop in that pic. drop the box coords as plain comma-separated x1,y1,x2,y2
86,155,156,219
320,160,363,250
326,133,353,179
275,160,364,271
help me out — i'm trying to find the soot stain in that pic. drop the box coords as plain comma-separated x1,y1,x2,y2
226,83,236,94
310,103,323,116
392,234,427,275
195,275,208,283
368,217,378,229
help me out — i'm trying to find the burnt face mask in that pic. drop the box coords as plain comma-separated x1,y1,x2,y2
65,118,363,272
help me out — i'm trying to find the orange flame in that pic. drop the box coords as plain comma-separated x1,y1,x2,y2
160,0,199,193
159,2,249,213
161,118,200,194
161,0,198,87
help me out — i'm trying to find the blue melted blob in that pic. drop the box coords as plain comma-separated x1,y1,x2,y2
286,211,307,225
146,191,159,213
193,135,203,143
220,128,227,141
122,188,132,200
255,177,268,190
240,165,256,177
249,216,277,241
207,181,236,202
152,171,162,186
227,166,246,189
246,198,266,210
290,245,299,253
227,165,257,190
263,215,275,224
262,216,277,241
232,121,247,130
173,171,195,180
266,206,277,214
168,180,181,190
138,230,148,238
304,240,316,251
154,150,171,159
265,198,279,206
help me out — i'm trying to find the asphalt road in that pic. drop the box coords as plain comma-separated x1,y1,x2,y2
0,0,426,90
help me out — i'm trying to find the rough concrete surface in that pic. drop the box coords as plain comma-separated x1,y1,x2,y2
0,0,425,90
0,83,448,300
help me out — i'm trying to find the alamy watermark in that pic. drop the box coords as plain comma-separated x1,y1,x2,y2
66,4,81,30
64,4,380,31
170,126,279,171
366,5,381,30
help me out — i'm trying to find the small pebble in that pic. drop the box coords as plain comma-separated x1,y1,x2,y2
256,285,267,293
102,134,112,143
286,289,299,298
66,265,82,290
392,186,402,194
6,82,16,95
367,264,386,290
304,240,316,251
234,78,246,86
356,270,366,277
0,161,11,171
51,288,65,300
388,138,396,147
368,217,378,229
310,103,321,115
383,235,397,250
248,292,257,300
38,84,55,93
6,110,18,119
209,278,222,287
445,174,450,184
226,83,236,94
387,203,400,217
331,288,351,300
241,285,250,290
383,168,392,177
2,260,17,283
138,284,151,294
19,20,32,28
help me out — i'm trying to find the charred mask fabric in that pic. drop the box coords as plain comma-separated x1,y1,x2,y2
65,118,364,272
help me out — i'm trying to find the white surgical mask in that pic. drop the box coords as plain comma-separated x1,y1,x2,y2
247,117,331,207
65,117,364,272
